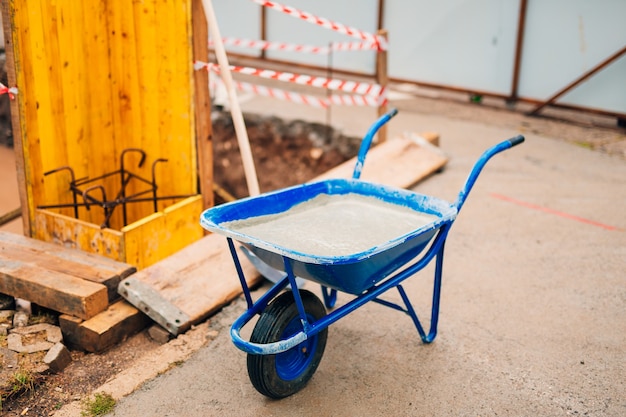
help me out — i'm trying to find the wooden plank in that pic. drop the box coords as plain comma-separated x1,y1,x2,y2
0,231,136,303
108,0,146,227
0,261,108,320
81,0,116,227
119,233,261,335
192,0,214,212
34,209,125,262
315,133,447,187
34,196,203,270
375,29,389,143
1,2,30,234
56,314,83,349
58,300,151,353
121,195,204,269
159,0,196,197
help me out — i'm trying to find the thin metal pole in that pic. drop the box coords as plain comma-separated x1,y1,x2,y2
377,0,385,31
510,0,527,102
375,29,389,143
260,2,267,60
326,42,333,135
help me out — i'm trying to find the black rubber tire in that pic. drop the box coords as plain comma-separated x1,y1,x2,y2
247,290,328,399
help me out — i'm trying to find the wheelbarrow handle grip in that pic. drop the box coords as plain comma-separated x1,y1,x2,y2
508,134,525,147
455,135,525,212
352,108,399,179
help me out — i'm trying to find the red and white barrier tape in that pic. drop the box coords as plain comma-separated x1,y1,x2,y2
0,83,18,100
211,77,386,109
251,0,386,51
213,37,379,54
196,61,384,98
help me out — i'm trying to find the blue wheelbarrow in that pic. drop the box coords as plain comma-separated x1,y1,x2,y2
200,109,524,398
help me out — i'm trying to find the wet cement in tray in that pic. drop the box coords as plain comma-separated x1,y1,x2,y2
224,193,438,257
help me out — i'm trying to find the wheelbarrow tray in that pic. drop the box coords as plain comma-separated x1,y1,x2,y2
200,178,457,294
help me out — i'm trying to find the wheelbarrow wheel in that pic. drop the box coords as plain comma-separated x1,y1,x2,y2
247,289,328,399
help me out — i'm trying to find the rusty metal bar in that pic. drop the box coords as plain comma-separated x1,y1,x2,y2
151,158,169,212
529,45,626,115
37,195,196,211
192,0,214,212
0,208,21,226
119,148,147,226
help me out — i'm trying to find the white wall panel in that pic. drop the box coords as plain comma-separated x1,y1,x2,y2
518,0,626,112
212,0,262,57
383,0,520,94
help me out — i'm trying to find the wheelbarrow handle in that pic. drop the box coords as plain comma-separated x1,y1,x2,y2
352,108,399,179
455,135,525,212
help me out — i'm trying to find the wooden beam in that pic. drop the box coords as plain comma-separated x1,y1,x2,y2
0,262,108,320
192,0,214,211
510,0,528,101
315,132,446,188
58,300,151,353
0,231,135,303
529,45,626,115
1,3,31,236
375,29,389,143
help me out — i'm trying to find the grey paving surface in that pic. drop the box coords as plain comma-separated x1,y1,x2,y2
98,94,625,416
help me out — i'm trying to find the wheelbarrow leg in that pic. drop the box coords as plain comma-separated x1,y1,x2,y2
398,240,446,344
321,286,337,309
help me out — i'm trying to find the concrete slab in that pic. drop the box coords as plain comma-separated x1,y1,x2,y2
56,92,626,417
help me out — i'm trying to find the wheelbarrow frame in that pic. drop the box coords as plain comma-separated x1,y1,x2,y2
200,108,524,396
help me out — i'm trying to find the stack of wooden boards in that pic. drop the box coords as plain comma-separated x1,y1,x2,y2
0,231,146,352
0,133,448,350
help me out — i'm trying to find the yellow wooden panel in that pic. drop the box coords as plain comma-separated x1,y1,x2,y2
81,0,116,220
37,2,69,213
129,0,165,222
121,195,203,269
121,211,165,269
133,0,159,161
153,0,196,202
162,195,204,248
8,2,118,227
12,1,46,229
103,0,196,227
34,209,124,262
106,0,143,229
7,1,201,266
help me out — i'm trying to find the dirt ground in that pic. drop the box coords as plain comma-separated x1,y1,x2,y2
211,111,362,199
